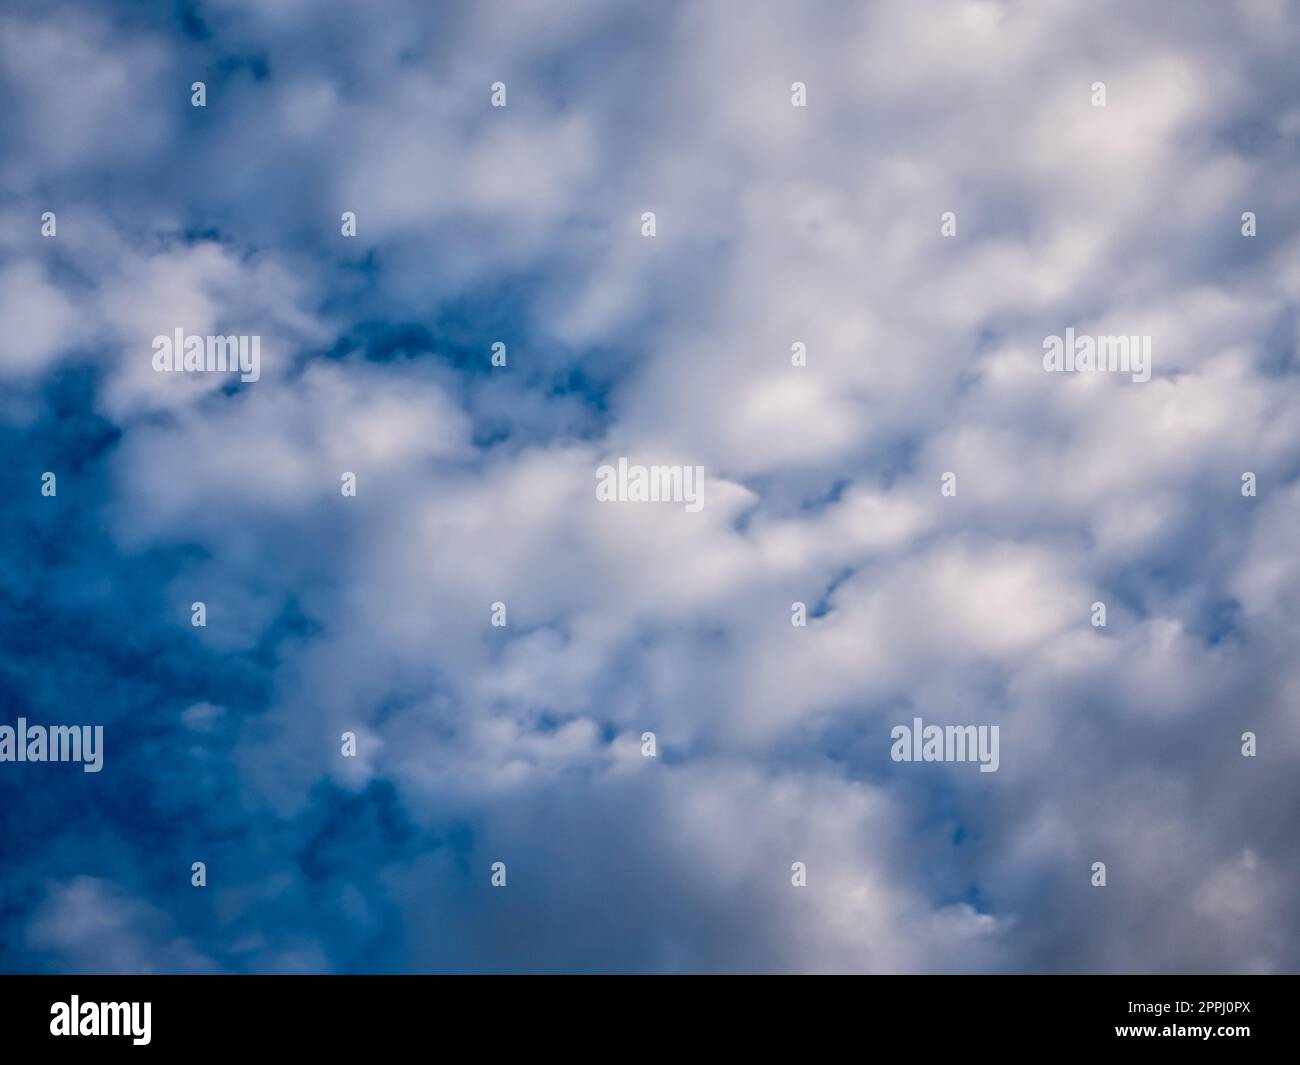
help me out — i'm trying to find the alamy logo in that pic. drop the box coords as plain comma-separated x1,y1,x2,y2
50,997,151,1045
1042,328,1150,382
890,717,1000,773
596,457,704,512
0,718,103,772
151,329,261,382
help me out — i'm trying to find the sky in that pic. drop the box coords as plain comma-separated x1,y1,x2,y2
1,0,1298,974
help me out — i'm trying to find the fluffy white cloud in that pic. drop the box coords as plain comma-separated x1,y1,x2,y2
6,0,1300,974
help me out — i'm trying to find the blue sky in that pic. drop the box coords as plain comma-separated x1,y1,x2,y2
1,0,1298,973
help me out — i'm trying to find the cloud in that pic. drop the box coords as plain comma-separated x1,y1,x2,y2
2,0,1298,974
26,878,219,974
